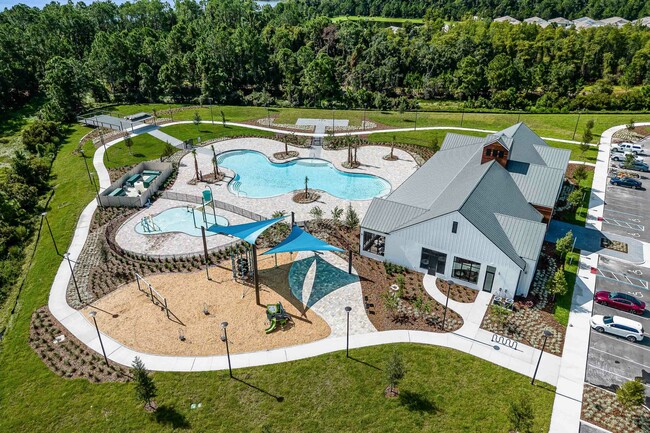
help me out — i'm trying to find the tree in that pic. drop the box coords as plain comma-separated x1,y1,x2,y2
192,149,200,181
42,56,89,122
283,135,289,155
161,142,176,160
304,175,309,198
309,206,323,222
384,351,405,397
330,206,343,224
193,111,201,132
555,230,574,266
627,119,636,130
220,110,226,126
573,165,588,186
390,134,396,159
344,204,359,230
211,144,219,176
508,399,534,433
132,357,157,411
152,108,158,126
582,121,594,145
546,268,568,300
617,379,646,409
624,153,637,169
124,136,134,155
567,189,583,209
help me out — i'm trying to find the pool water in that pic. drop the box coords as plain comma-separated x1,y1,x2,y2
217,150,391,200
135,207,229,237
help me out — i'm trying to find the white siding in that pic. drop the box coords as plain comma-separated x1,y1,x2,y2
381,212,524,298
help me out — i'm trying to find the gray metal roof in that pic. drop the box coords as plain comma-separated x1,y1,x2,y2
440,133,484,150
496,214,547,261
362,199,426,234
507,163,565,208
533,144,571,169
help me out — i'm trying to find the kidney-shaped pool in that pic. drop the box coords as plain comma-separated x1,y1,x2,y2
217,150,391,200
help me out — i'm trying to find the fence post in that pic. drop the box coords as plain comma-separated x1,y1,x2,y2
149,284,154,304
136,273,141,292
164,298,170,320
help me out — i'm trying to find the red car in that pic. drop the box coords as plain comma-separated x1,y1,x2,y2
594,291,645,315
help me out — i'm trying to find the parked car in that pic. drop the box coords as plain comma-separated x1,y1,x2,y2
590,315,645,342
612,143,645,155
610,177,643,189
618,161,649,172
594,291,646,315
611,151,640,162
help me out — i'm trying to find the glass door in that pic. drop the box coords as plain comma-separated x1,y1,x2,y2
483,266,496,292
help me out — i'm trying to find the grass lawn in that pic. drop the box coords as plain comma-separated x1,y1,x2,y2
104,133,168,169
560,168,595,227
161,123,274,142
547,141,599,164
0,123,557,432
554,250,581,326
368,129,485,148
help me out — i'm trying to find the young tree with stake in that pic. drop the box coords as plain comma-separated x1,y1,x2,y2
384,351,405,397
132,357,157,411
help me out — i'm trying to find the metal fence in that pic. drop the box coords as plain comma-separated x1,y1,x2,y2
160,190,266,221
100,161,173,208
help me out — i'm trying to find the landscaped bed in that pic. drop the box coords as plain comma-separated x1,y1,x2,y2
581,384,650,433
436,278,478,303
311,223,463,332
81,252,330,356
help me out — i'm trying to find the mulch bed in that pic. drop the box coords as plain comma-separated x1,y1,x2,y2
382,154,399,161
29,306,131,383
341,161,361,169
292,191,320,203
479,242,566,355
581,384,650,433
311,223,463,332
200,171,226,183
273,151,299,160
565,163,595,185
601,237,629,253
436,278,478,303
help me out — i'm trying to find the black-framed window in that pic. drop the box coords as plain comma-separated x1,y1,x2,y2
420,248,446,274
497,150,505,158
362,231,385,256
485,149,492,157
452,257,481,284
452,221,458,233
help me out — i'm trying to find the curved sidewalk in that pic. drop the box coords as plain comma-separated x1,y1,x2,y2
46,122,559,384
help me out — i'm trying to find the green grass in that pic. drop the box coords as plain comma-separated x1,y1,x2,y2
554,250,581,326
559,168,595,227
161,123,274,142
368,129,485,147
104,133,168,169
547,141,599,164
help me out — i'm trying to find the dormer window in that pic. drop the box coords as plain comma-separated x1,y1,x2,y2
485,149,492,157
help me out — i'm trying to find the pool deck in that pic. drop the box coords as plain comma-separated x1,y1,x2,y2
114,198,253,257
171,137,419,222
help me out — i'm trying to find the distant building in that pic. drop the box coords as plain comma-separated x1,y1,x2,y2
599,16,629,27
548,17,573,27
633,17,650,27
493,16,521,25
523,17,549,28
572,17,604,29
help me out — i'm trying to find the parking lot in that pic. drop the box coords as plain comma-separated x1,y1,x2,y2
604,153,650,242
585,256,650,405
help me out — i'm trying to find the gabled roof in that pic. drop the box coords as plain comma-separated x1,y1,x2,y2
507,162,566,208
600,17,629,26
524,17,549,27
494,16,521,24
496,214,547,261
361,198,426,234
635,17,650,27
548,17,573,25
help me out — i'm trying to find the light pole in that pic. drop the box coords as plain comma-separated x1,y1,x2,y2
64,252,82,304
442,284,450,331
89,311,109,366
209,97,214,124
221,322,232,378
531,330,553,385
41,212,59,256
345,306,352,358
79,149,94,186
362,105,366,131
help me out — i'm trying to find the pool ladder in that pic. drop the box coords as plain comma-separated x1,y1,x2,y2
141,216,161,233
231,181,248,198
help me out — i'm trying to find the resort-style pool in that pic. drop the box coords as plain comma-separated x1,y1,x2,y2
135,207,229,237
217,150,391,200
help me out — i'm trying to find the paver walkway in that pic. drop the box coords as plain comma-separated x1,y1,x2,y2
145,128,184,147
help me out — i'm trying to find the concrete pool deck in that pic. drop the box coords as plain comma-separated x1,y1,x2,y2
171,137,419,222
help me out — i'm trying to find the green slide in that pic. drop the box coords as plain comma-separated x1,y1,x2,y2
265,318,277,334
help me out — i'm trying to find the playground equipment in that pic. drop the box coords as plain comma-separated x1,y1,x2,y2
231,246,254,298
135,272,184,325
140,215,161,233
265,302,293,334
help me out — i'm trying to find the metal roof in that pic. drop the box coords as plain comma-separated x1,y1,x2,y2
440,133,484,150
362,198,426,234
507,163,565,208
533,144,571,170
496,214,547,261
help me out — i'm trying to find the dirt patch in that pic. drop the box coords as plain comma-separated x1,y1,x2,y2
29,306,131,382
581,384,649,433
310,223,463,332
82,252,330,356
292,191,321,203
273,151,299,160
436,278,478,303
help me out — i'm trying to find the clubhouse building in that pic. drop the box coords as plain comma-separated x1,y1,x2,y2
360,123,571,298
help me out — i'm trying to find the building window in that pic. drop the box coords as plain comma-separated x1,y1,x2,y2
485,149,492,157
497,151,505,158
362,231,385,256
420,248,447,275
452,257,481,284
452,221,458,233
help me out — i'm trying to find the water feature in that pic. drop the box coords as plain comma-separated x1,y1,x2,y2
135,206,229,237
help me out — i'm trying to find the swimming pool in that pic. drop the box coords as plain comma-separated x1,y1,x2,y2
217,150,391,200
135,207,229,237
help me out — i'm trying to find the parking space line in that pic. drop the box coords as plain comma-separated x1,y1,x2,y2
589,347,649,368
596,268,649,290
587,363,650,388
604,209,644,218
591,331,650,351
601,217,644,231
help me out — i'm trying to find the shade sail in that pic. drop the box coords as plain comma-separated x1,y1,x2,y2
262,225,345,255
207,216,285,244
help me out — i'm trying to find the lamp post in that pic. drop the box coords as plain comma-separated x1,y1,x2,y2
531,330,553,385
221,322,232,378
64,252,82,304
79,149,94,186
201,226,210,281
209,97,214,124
442,284,450,331
89,311,109,366
41,212,59,255
345,306,352,358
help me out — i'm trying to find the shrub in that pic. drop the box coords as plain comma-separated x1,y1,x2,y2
617,379,646,409
508,398,534,433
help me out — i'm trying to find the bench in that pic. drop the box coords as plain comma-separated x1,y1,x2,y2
108,188,125,197
143,174,158,188
142,170,161,176
125,174,141,186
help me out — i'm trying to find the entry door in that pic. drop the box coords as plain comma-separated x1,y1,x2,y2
483,266,496,292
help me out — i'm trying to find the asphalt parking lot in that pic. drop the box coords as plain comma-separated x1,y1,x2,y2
586,256,650,404
604,154,650,242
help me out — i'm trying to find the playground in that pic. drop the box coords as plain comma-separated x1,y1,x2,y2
82,251,331,356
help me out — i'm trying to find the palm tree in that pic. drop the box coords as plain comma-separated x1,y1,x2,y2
152,108,157,126
304,175,309,198
283,135,289,155
347,135,352,164
391,135,396,159
192,149,200,181
211,144,219,177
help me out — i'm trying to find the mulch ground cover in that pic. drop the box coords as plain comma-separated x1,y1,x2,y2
581,384,650,433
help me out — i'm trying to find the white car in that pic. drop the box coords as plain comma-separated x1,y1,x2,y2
610,151,641,162
612,143,645,155
590,315,644,342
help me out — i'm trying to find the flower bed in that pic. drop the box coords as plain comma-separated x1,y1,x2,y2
581,384,650,433
436,278,478,303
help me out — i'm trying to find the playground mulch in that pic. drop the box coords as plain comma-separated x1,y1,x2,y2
81,252,330,356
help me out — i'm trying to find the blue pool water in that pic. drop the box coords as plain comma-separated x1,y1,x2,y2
217,150,391,200
135,207,229,237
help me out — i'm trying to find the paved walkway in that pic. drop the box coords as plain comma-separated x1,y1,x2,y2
145,128,184,147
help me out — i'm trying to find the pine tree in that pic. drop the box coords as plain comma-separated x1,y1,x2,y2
344,204,359,230
132,357,157,411
384,351,405,396
508,399,534,433
617,379,646,409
